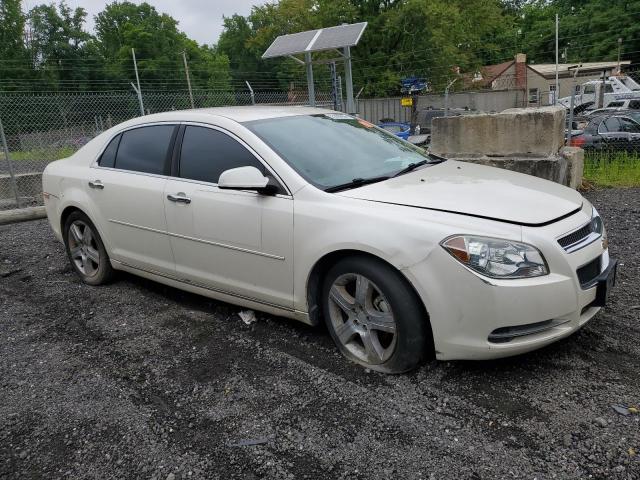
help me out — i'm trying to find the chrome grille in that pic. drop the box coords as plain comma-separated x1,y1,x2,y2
558,222,594,251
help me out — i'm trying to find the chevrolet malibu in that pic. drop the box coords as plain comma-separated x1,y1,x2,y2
42,107,617,373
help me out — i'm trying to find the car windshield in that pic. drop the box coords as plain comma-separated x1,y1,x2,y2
245,113,434,190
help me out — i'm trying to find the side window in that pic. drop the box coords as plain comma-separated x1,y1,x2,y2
629,100,640,109
607,101,623,107
115,125,175,174
620,118,640,133
583,84,595,95
179,126,266,184
603,118,621,132
604,84,614,93
99,134,120,168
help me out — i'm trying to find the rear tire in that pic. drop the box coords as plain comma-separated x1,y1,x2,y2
322,256,431,373
63,211,114,286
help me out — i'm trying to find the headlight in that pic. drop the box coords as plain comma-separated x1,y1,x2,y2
441,235,549,279
592,207,607,249
591,207,603,235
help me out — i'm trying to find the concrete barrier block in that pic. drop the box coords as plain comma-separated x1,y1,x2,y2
560,146,584,189
431,106,566,157
440,154,569,185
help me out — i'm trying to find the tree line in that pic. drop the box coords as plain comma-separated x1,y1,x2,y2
0,0,638,96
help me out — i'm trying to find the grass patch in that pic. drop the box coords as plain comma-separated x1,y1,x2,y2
583,150,640,188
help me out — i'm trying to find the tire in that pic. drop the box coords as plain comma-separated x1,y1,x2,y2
63,211,115,286
322,256,431,373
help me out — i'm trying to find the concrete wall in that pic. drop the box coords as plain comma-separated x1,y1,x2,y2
356,97,413,124
415,89,524,113
356,90,525,124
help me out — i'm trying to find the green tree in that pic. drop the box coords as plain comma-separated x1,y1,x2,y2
0,0,29,89
27,2,100,91
95,1,231,91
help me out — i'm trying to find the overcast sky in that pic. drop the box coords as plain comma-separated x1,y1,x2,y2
24,0,270,45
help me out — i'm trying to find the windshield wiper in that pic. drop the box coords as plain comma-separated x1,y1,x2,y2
392,159,428,177
324,175,390,193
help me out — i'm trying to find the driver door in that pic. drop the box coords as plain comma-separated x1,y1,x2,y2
163,125,294,309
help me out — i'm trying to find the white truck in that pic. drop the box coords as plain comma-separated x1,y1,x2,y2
558,75,640,111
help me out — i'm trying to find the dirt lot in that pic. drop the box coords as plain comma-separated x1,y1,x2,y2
1,188,639,480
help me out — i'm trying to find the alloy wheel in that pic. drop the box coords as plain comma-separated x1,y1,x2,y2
327,273,397,365
68,220,100,277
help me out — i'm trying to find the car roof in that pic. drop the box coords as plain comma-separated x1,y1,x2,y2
124,105,337,125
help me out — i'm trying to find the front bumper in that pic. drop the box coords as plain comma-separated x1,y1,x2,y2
405,206,614,361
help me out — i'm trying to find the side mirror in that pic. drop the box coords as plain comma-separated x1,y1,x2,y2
218,166,275,194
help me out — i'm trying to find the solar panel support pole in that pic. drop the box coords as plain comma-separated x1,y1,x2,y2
305,52,316,107
343,46,355,114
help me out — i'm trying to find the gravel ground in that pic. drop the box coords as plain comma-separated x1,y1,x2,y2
1,188,639,480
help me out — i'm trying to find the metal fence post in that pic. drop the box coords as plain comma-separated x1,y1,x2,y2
0,115,20,208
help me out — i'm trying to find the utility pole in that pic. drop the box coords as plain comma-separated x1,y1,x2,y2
182,51,195,109
554,14,559,105
131,48,145,116
617,37,623,72
567,65,581,146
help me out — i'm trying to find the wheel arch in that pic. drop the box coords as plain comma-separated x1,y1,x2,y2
305,249,434,356
59,204,111,254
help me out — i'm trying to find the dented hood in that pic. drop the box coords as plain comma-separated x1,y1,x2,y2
337,160,583,226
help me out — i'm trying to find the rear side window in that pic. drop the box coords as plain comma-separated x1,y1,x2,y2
630,100,640,109
603,118,621,132
620,118,640,133
179,126,265,183
99,134,120,168
115,125,175,174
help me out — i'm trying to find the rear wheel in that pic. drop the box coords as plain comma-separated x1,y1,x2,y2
64,211,114,285
322,256,430,373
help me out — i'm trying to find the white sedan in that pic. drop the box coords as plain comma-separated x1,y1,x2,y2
42,106,616,373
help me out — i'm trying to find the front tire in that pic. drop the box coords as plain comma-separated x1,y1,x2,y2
64,211,114,286
322,256,431,373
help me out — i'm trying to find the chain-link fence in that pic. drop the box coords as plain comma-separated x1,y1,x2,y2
0,90,334,211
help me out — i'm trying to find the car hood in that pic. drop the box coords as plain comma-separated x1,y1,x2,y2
337,160,583,226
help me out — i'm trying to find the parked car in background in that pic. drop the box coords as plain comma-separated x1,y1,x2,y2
569,114,640,151
43,106,616,373
377,120,412,140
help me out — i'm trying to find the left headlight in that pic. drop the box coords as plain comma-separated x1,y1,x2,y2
441,235,549,279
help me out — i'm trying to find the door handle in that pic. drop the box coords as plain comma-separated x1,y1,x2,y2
167,193,191,204
88,180,104,190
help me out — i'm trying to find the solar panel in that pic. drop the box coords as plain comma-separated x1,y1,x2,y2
262,30,319,59
262,22,367,59
311,23,367,52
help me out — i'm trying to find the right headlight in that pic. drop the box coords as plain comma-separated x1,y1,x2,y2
441,235,549,279
591,207,607,249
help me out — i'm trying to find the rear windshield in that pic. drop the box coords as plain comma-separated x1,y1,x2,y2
244,114,430,190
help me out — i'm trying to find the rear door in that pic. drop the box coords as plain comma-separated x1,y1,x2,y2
88,124,177,274
598,117,628,150
163,124,294,309
619,117,640,152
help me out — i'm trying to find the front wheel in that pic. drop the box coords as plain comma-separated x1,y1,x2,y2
64,211,114,286
322,256,431,373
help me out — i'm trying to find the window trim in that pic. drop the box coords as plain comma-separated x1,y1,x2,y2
171,121,292,197
92,121,179,178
